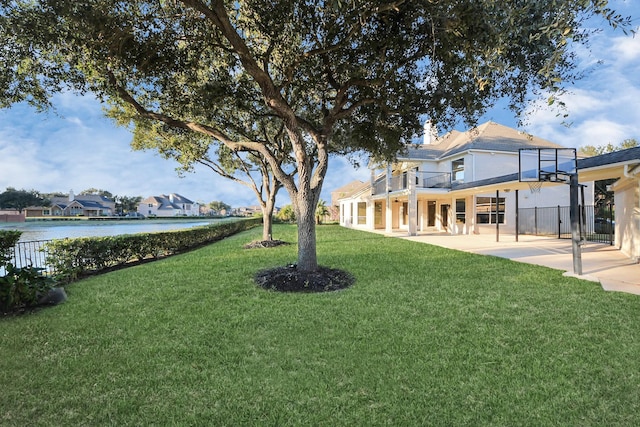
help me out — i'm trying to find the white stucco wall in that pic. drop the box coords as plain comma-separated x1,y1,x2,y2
615,180,640,260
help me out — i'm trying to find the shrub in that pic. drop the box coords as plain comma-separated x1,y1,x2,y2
276,204,296,223
45,218,261,282
0,230,21,267
0,264,56,314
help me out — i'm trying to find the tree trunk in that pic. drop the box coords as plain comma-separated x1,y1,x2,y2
259,182,279,241
261,207,273,241
295,195,318,272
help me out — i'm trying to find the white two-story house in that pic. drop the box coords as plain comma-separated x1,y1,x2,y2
138,193,200,217
339,121,640,261
339,121,593,236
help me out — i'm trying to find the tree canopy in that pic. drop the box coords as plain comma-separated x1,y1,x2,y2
80,188,114,198
579,138,639,157
208,200,231,212
0,188,50,213
0,0,633,273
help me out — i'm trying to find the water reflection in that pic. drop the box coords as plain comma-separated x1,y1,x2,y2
0,219,226,242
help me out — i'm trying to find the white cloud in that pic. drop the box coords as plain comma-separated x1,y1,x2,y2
520,17,640,149
0,98,261,205
610,35,640,64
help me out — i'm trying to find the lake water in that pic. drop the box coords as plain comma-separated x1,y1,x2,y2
0,218,229,242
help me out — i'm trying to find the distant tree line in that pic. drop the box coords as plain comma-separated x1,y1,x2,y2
578,139,638,157
0,188,49,213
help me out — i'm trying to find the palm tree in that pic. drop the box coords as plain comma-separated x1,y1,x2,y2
316,199,329,225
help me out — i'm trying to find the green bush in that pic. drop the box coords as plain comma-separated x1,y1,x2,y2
1,229,58,313
0,230,21,267
0,263,56,314
45,218,261,282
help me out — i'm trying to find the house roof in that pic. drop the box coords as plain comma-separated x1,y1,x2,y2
399,121,563,161
577,146,640,169
331,180,368,204
50,195,113,210
140,193,195,211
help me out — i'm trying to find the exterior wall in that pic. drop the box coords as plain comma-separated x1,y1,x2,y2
417,159,449,174
615,180,640,260
25,208,50,217
0,210,25,223
433,152,519,184
139,204,179,217
472,152,518,181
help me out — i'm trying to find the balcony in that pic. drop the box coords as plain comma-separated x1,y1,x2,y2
372,171,452,195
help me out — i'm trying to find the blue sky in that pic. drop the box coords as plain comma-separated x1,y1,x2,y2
1,1,638,208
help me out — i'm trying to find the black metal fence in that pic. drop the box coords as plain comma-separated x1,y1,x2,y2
1,240,55,275
518,204,614,245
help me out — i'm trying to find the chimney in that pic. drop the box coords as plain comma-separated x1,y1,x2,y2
423,120,438,145
69,189,74,201
169,194,174,203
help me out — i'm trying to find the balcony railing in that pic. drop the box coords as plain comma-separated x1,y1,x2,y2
372,171,452,195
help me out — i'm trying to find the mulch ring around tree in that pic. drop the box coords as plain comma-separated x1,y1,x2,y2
255,264,355,293
243,240,290,249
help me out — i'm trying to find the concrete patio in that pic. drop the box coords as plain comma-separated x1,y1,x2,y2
381,231,640,296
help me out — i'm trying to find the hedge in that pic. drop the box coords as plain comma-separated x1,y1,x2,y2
0,230,22,267
44,218,261,282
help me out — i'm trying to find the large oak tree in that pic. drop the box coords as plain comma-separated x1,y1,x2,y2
0,0,632,272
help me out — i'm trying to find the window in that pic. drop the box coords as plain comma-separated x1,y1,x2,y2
476,197,505,224
374,202,383,226
452,158,464,182
456,199,466,224
402,202,408,225
357,202,366,224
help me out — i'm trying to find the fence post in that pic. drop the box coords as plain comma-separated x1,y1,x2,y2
534,206,538,236
578,204,583,240
515,190,519,242
557,205,561,239
609,202,614,246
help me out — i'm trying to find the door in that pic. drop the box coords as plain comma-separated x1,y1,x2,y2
441,204,450,230
427,201,436,227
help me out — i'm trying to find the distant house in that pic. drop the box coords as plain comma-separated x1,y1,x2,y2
137,193,200,217
330,180,368,222
26,191,115,217
235,205,261,217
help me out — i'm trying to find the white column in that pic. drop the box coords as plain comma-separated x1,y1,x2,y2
408,169,417,236
366,199,375,229
385,164,393,233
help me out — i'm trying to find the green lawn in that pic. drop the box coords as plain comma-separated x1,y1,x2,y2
1,225,638,426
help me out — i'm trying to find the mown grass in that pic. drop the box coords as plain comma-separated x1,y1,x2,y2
1,225,639,426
